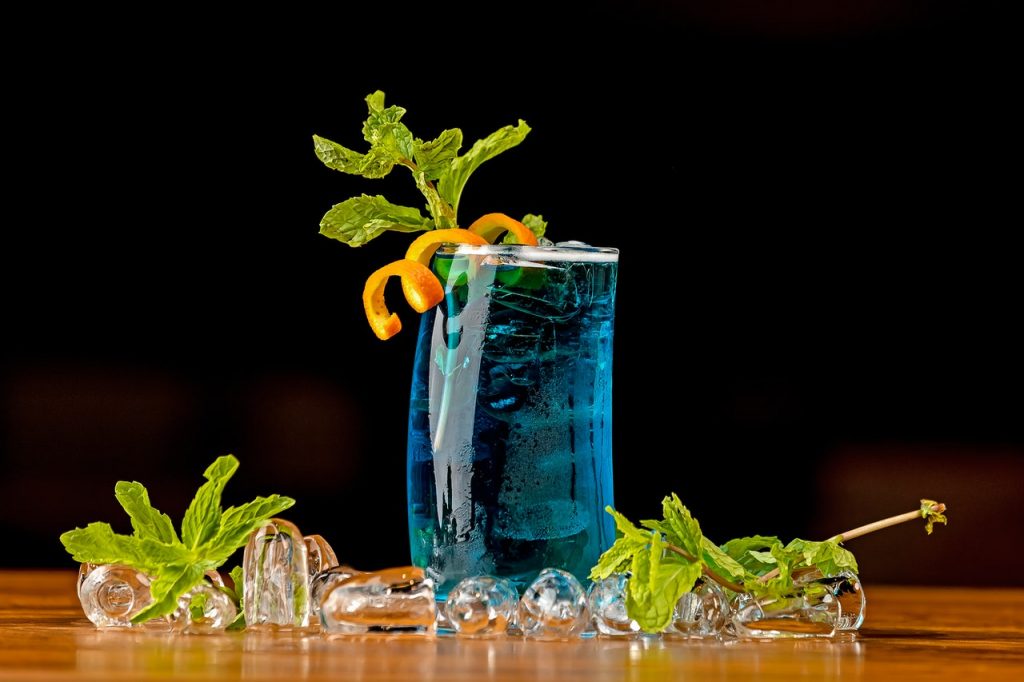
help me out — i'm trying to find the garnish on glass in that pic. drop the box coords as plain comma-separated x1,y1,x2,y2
314,91,546,339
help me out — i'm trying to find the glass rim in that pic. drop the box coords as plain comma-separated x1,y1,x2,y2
438,242,619,262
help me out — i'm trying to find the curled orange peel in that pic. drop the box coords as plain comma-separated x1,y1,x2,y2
364,215,540,339
404,229,489,266
362,259,444,340
467,213,539,246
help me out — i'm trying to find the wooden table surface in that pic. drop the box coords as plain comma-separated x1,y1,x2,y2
1,570,1021,681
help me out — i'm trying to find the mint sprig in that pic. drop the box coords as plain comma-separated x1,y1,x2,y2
60,454,294,624
314,91,539,245
590,495,948,633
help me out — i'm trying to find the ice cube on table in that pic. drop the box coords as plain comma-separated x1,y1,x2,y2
320,567,436,635
310,565,362,620
304,535,338,579
731,590,839,639
445,576,518,636
78,564,153,627
168,584,238,634
587,574,639,636
670,579,730,638
243,518,310,627
518,568,589,640
796,569,866,631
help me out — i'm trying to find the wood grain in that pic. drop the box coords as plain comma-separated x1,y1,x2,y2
1,570,1021,681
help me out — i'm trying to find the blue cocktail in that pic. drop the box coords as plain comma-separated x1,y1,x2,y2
407,243,618,598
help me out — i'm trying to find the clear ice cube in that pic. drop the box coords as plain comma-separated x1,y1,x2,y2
310,565,362,620
243,518,310,627
797,569,866,631
304,534,338,579
78,564,153,627
168,584,238,634
669,579,730,638
518,568,589,640
731,589,839,639
587,574,639,636
320,567,436,634
445,575,518,636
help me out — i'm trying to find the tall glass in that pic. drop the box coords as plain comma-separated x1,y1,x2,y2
407,243,618,598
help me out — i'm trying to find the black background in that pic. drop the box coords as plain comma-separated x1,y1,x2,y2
2,2,1020,584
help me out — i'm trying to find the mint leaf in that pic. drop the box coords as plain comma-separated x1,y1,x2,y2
921,499,948,535
784,538,858,576
503,213,548,244
181,455,238,550
626,532,701,633
361,91,414,161
313,135,396,179
202,494,296,566
701,537,746,585
660,493,703,558
114,481,178,544
413,129,462,180
59,522,189,576
721,536,781,575
589,535,647,581
188,590,210,621
606,505,651,543
438,120,531,215
320,195,434,247
226,565,244,605
131,564,205,623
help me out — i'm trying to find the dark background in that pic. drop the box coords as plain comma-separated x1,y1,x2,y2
2,1,1020,584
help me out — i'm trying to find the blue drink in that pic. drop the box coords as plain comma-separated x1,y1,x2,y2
407,243,618,598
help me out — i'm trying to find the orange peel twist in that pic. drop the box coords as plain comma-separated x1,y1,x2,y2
467,213,539,246
362,215,539,339
362,259,444,340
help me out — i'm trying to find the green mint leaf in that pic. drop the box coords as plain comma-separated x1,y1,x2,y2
626,532,701,633
502,213,548,244
921,499,948,535
784,538,858,576
410,170,457,229
413,129,463,180
320,194,434,247
605,505,651,543
589,535,647,581
221,565,246,629
361,91,414,160
201,494,296,566
438,120,531,216
59,522,190,576
113,481,178,544
181,455,238,550
313,135,396,179
748,550,777,564
660,493,703,558
721,536,781,575
188,590,209,621
701,537,746,584
227,565,244,605
131,564,205,623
